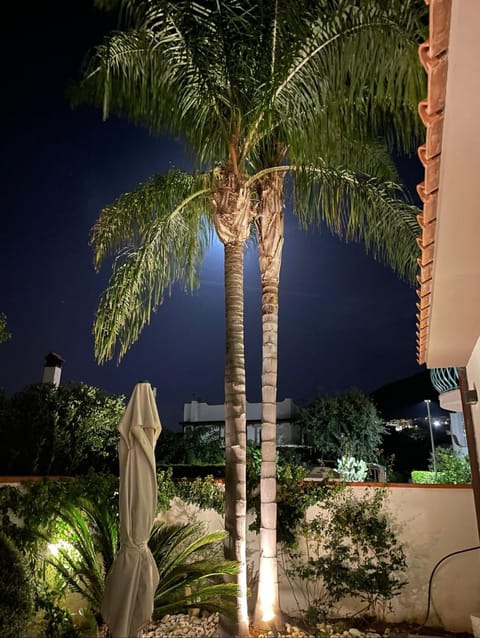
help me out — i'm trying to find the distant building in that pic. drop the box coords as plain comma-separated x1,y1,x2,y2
430,368,467,457
181,397,305,447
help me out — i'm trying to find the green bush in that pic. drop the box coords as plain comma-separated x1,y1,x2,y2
412,449,472,484
0,473,238,633
150,522,238,619
411,470,436,484
0,530,34,638
281,488,407,622
431,447,471,484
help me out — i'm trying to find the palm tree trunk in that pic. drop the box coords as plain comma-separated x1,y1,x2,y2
254,172,285,628
222,240,249,637
214,173,251,637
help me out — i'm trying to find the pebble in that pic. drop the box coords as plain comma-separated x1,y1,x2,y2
142,614,419,638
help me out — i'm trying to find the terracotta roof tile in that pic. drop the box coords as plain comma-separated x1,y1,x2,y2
416,0,452,365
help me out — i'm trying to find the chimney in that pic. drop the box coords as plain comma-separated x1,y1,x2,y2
43,352,64,388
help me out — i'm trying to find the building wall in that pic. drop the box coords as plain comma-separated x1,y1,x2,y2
183,398,298,423
182,398,302,446
467,336,480,459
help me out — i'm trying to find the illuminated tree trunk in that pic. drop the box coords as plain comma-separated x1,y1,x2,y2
213,172,251,637
254,171,285,628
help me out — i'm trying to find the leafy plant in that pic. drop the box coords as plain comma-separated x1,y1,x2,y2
247,447,333,546
0,473,238,632
335,456,368,482
40,492,119,625
297,390,385,463
281,488,407,623
0,383,125,476
150,521,239,619
411,470,435,484
431,447,471,484
175,475,225,514
0,530,35,638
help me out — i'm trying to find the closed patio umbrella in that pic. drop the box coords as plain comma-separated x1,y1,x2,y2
101,382,161,637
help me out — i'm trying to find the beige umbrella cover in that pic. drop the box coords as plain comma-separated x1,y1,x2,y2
102,382,161,637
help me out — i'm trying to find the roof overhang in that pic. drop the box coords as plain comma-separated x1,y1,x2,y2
417,0,480,368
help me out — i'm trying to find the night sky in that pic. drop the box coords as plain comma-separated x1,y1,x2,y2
0,1,426,431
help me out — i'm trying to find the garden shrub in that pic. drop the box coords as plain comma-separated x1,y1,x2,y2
335,456,368,482
431,447,471,484
280,488,407,623
411,470,435,484
150,521,238,619
0,530,34,638
412,449,472,484
0,472,237,634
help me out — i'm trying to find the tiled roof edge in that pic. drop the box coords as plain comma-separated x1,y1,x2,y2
416,0,452,365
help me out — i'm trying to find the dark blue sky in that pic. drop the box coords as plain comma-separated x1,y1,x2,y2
0,1,425,430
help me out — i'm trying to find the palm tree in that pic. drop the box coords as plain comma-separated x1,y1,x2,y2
239,3,425,625
78,3,258,633
76,0,426,633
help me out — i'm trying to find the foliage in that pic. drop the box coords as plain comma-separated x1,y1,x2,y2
0,473,119,631
34,582,81,638
181,426,226,465
335,456,368,482
74,0,427,364
411,448,472,484
0,473,237,631
381,427,432,482
0,530,35,638
246,443,334,546
0,314,11,344
0,382,125,476
410,470,435,484
40,493,119,622
150,521,239,619
281,488,407,623
175,475,225,514
297,390,385,463
430,447,472,484
154,428,185,464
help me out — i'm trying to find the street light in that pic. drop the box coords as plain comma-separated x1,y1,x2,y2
425,399,437,478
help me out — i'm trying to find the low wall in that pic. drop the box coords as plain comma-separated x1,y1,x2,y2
293,484,480,632
175,484,480,632
3,480,479,632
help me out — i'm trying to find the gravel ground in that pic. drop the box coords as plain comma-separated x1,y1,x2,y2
141,613,452,638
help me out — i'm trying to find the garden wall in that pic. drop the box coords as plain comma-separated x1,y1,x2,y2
185,483,480,633
2,480,479,632
307,484,480,632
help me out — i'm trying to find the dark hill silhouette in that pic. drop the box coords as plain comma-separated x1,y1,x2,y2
370,369,449,421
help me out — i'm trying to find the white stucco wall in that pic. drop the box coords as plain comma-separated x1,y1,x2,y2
4,479,478,631
192,484,480,632
467,336,480,459
183,398,297,423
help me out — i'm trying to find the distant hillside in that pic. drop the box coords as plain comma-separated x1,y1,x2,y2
370,369,448,421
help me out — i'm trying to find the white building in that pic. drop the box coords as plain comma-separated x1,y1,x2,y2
416,0,480,521
182,397,304,447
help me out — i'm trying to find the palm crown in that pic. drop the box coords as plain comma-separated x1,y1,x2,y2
78,0,426,362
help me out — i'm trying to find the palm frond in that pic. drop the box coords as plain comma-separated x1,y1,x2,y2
291,162,420,282
149,521,239,620
91,170,213,363
75,1,256,164
39,499,114,613
243,0,426,158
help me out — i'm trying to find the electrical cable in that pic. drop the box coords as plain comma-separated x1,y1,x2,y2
416,545,480,631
